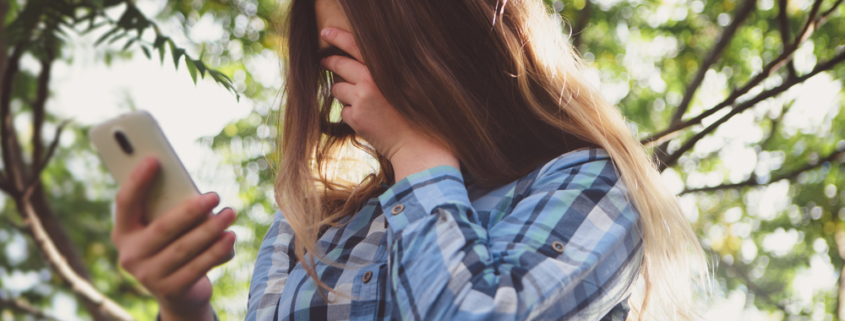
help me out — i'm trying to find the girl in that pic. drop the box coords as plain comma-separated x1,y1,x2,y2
110,0,709,320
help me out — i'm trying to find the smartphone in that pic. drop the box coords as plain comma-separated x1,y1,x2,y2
90,111,200,223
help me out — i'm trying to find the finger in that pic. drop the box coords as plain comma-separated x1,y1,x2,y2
162,231,236,295
322,55,369,84
138,192,220,258
114,157,159,235
152,208,237,277
320,28,364,62
330,82,357,106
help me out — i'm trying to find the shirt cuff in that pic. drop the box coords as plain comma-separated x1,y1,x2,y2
378,165,470,232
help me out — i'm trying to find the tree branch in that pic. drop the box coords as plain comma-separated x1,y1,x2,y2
794,0,824,46
32,54,55,170
0,296,58,321
658,50,845,169
20,189,135,321
0,0,8,86
681,150,844,194
776,0,797,79
641,0,841,149
571,0,592,50
0,43,28,195
669,0,756,125
813,0,843,29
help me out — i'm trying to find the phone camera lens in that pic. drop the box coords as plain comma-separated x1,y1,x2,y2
114,131,134,154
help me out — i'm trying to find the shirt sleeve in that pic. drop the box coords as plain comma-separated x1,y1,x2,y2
378,156,643,321
246,210,296,321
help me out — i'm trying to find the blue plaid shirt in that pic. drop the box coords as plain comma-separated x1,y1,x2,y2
246,148,642,320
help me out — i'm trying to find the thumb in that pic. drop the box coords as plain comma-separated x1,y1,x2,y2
113,157,159,234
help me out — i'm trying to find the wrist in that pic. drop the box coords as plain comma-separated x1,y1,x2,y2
159,301,215,321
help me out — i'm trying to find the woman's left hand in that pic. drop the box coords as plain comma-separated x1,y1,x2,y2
320,28,459,182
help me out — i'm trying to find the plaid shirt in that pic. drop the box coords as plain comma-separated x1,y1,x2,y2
246,148,642,320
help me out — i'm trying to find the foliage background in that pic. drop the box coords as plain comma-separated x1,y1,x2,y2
0,0,843,319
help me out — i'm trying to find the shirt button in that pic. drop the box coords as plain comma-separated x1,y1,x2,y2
552,241,565,254
362,271,373,283
391,204,404,215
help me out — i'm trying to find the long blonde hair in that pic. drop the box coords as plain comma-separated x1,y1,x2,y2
275,0,710,319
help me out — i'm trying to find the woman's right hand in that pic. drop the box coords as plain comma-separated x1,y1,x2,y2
110,157,237,320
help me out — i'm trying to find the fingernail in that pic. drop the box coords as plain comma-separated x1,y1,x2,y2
144,157,158,170
321,28,331,38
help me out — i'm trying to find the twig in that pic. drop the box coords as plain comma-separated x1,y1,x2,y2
0,296,58,320
757,101,792,151
2,216,29,233
724,264,788,312
681,150,844,194
794,0,824,46
20,189,135,321
818,0,844,24
641,0,841,148
656,50,845,169
668,0,756,125
26,120,69,189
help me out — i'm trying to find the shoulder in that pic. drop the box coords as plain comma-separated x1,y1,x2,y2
529,148,623,194
525,147,638,226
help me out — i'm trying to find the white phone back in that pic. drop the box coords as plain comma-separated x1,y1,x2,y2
90,111,200,223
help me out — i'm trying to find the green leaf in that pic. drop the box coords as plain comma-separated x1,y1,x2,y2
158,46,165,64
94,27,120,46
107,31,128,44
194,60,207,79
121,39,135,51
153,35,167,49
81,22,106,34
141,46,151,59
168,41,184,70
185,58,198,84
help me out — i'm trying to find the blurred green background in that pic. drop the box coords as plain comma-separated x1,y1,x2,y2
0,0,843,319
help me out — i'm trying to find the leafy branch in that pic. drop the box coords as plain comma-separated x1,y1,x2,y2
641,0,844,166
681,150,845,194
86,2,240,99
658,49,845,170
